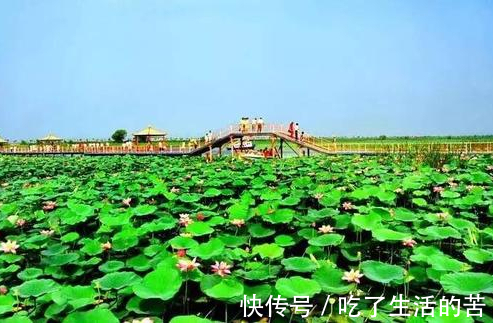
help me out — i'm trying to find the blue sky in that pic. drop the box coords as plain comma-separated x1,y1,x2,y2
1,0,492,140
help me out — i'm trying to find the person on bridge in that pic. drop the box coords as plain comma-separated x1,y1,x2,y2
300,131,305,142
288,122,294,138
257,117,264,132
240,117,248,133
252,118,257,132
294,123,300,141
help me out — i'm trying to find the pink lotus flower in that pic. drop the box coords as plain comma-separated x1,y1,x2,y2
342,202,354,210
314,193,324,200
231,219,245,227
402,238,417,248
1,240,19,254
318,225,334,234
101,242,112,251
171,187,180,193
0,285,7,295
176,257,201,272
211,261,232,277
41,229,55,237
176,249,187,258
433,186,444,193
42,201,57,211
342,269,363,284
196,213,205,221
122,198,132,207
179,214,193,227
15,219,26,227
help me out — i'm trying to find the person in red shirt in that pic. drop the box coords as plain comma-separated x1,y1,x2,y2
288,122,294,138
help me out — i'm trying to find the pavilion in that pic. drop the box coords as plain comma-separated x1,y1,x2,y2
38,134,63,145
132,126,167,143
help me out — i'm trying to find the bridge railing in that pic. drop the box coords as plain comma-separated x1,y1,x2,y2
291,140,493,154
2,126,493,155
2,142,493,154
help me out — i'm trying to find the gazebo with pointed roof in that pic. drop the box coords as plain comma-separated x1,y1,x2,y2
132,126,167,143
38,134,63,144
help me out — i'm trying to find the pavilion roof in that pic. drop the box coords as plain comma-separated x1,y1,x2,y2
133,126,167,136
39,134,63,141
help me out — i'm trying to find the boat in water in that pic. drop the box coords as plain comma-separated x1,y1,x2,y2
228,139,255,150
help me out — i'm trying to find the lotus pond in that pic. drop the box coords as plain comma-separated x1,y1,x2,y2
0,155,492,323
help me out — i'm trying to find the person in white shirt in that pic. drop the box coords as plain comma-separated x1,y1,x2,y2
294,123,300,140
257,117,264,132
252,118,257,132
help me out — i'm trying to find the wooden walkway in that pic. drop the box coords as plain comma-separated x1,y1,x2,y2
1,124,493,157
0,131,287,157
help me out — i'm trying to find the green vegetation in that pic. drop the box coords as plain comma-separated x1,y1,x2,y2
0,155,492,322
111,129,127,143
